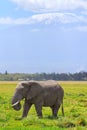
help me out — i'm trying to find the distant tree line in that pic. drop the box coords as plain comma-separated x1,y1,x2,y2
0,71,87,81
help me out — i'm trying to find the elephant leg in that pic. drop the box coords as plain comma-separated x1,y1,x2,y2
51,102,61,117
35,103,43,118
22,100,32,118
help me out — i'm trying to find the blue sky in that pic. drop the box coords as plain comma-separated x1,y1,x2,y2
0,0,87,73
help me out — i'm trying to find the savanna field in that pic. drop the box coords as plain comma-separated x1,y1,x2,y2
0,81,87,130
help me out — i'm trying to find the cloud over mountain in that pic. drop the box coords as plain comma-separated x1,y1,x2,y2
0,12,87,25
0,0,86,31
11,0,87,12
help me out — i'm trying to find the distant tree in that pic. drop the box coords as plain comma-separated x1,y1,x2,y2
0,71,87,81
5,70,8,75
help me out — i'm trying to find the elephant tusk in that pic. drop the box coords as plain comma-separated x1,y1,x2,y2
12,101,19,107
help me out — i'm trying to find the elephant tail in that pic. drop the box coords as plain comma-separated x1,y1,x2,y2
61,101,64,116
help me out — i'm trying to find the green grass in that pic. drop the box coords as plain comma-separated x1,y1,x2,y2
0,81,87,130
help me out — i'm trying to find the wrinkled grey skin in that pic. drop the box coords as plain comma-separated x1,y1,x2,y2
11,80,64,118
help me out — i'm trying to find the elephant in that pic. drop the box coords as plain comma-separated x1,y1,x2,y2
11,80,64,118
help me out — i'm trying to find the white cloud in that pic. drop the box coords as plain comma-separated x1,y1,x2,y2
11,0,87,12
0,17,12,24
0,13,87,25
77,26,87,32
0,17,28,24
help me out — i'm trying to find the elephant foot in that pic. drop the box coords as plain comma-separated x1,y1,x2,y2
22,114,28,119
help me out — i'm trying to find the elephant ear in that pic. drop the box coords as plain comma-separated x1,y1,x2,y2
26,82,42,100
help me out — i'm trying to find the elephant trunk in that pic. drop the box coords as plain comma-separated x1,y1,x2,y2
11,95,22,111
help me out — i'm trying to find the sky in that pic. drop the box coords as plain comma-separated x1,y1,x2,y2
0,0,87,73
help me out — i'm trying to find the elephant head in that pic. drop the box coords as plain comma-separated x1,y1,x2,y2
11,81,41,111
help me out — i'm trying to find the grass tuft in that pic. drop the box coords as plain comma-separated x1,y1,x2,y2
76,117,87,126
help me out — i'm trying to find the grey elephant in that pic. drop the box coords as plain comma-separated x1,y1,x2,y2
11,80,64,118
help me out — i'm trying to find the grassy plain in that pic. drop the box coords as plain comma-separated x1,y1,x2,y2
0,81,87,130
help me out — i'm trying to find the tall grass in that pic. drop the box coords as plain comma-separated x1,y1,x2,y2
0,82,87,130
